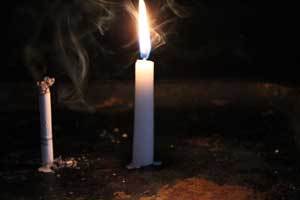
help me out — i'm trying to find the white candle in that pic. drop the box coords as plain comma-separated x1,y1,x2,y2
131,59,154,167
37,77,55,170
128,0,157,168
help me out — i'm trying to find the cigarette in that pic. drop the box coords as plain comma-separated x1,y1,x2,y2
37,77,55,168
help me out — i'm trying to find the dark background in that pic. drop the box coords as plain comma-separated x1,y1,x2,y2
4,0,295,83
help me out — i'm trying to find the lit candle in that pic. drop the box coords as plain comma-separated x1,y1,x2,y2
37,77,55,172
128,0,156,169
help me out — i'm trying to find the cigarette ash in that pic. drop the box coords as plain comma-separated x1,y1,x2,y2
37,126,129,174
37,77,55,94
38,156,78,173
98,128,129,145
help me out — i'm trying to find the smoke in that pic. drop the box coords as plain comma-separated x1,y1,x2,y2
124,0,188,51
23,0,187,110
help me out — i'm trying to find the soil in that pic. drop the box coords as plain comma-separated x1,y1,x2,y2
1,106,300,200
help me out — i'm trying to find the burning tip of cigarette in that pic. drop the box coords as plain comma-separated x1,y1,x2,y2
37,76,55,94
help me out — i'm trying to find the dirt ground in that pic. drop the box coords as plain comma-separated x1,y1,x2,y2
1,106,300,200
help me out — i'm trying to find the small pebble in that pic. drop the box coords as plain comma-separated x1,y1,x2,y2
66,160,73,165
113,128,120,133
21,176,27,181
99,130,107,137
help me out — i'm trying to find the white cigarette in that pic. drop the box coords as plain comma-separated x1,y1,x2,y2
37,77,55,167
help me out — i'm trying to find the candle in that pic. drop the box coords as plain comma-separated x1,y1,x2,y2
128,0,157,169
37,77,55,172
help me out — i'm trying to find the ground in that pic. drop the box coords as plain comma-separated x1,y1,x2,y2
1,106,300,200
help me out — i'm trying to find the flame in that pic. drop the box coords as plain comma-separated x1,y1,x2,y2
138,0,151,60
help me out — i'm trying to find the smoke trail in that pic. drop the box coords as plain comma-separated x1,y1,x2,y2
124,0,188,52
23,0,187,110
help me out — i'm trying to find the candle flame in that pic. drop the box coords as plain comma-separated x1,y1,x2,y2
138,0,151,60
